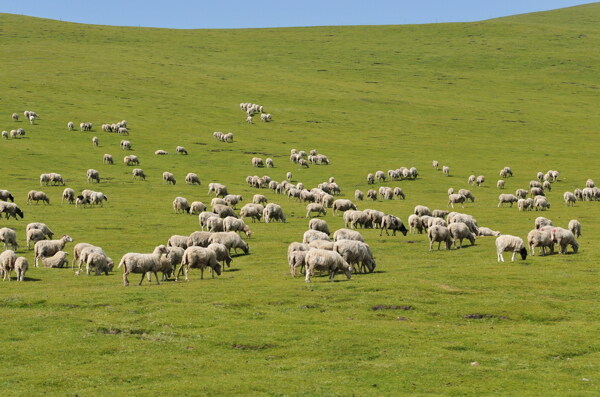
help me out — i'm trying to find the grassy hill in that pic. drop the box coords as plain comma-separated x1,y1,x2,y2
0,3,599,395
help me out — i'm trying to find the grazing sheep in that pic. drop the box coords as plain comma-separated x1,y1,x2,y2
515,189,528,199
448,222,476,248
266,158,274,168
534,195,550,211
59,188,73,204
246,116,253,124
448,193,467,209
86,169,100,183
85,251,113,276
185,172,201,185
224,194,243,208
366,189,377,201
0,250,17,281
303,230,331,244
206,216,224,232
176,146,188,155
14,257,28,281
239,203,264,223
207,243,233,269
517,198,533,211
1,131,7,139
188,201,207,215
432,160,439,170
304,249,352,283
333,228,364,242
334,240,376,273
0,227,18,251
343,210,371,229
0,190,14,202
375,171,386,182
132,168,146,180
428,225,452,251
380,214,408,236
26,228,46,250
495,235,527,262
12,113,19,121
551,227,579,254
252,194,268,205
428,217,447,229
306,203,327,218
563,192,576,206
123,155,139,165
187,231,212,248
393,187,405,200
354,190,364,201
448,213,479,235
414,205,432,217
208,232,249,255
103,154,114,165
477,227,500,237
475,175,485,186
497,180,505,189
34,235,73,267
120,140,132,150
41,251,69,268
67,121,75,131
162,172,176,185
27,190,50,205
252,157,264,167
173,197,190,214
585,179,595,188
366,173,374,185
408,214,424,234
534,217,553,230
119,245,169,286
212,204,237,219
263,203,285,223
155,150,168,155
308,218,330,236
92,136,99,147
0,202,24,220
432,210,449,219
286,172,292,182
527,228,554,256
332,199,357,215
568,219,581,238
288,251,308,277
223,216,252,238
498,194,518,207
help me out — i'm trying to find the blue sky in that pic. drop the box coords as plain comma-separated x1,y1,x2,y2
1,0,595,29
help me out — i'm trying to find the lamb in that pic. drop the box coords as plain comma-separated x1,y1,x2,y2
534,196,550,211
0,228,18,251
155,150,168,155
477,227,500,237
0,250,17,281
448,222,476,248
0,202,24,220
527,228,554,256
240,203,264,223
189,201,207,215
173,197,190,214
408,214,423,234
306,203,327,218
103,154,114,165
308,218,330,236
563,192,576,206
123,155,139,165
428,225,452,251
448,193,467,209
332,199,357,215
74,245,110,274
442,166,450,176
208,232,249,254
304,249,352,283
0,190,14,202
14,257,28,281
34,235,73,267
120,140,132,150
497,180,505,189
286,172,292,182
303,230,331,244
568,219,581,238
176,146,188,155
543,180,552,191
476,175,485,186
414,205,432,217
86,169,100,183
207,243,232,269
27,190,50,205
498,194,518,207
41,251,69,268
71,242,95,269
263,203,285,223
550,227,579,254
495,235,528,262
333,228,364,242
252,157,264,167
132,168,146,180
223,216,252,238
162,172,176,185
92,137,99,147
333,240,376,273
2,131,7,139
380,214,408,236
119,245,169,286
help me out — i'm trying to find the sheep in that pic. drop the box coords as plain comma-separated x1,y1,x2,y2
526,228,554,256
212,204,236,219
12,113,19,121
1,131,7,139
303,230,331,244
495,235,527,262
304,249,352,283
408,214,423,234
515,189,528,199
92,136,99,147
332,199,356,215
334,240,376,274
393,187,405,200
34,235,73,267
432,210,449,219
86,169,100,183
586,179,595,188
240,203,264,223
333,228,364,242
448,193,467,209
187,231,212,248
117,127,129,135
534,196,550,211
14,257,28,281
120,140,132,150
206,243,233,270
298,158,309,168
366,189,377,201
380,214,408,236
182,172,201,186
474,175,484,186
517,198,533,211
0,202,24,220
27,190,50,205
428,225,452,251
497,180,505,189
306,219,330,237
246,116,254,124
477,227,500,237
448,222,476,248
162,172,176,185
26,228,46,250
103,154,114,165
208,232,249,255
428,217,447,229
210,183,229,198
155,150,168,155
224,194,243,208
343,210,371,229
563,192,576,206
211,198,227,209
414,205,432,217
582,187,596,201
286,171,292,182
374,170,386,182
260,113,272,122
498,194,518,207
253,194,268,205
0,228,18,251
252,157,264,167
306,203,327,218
123,155,139,165
87,191,108,207
206,216,224,232
176,146,188,155
432,160,439,170
223,216,252,238
568,219,581,238
0,250,17,281
85,251,114,276
0,190,14,202
265,158,274,168
551,227,579,254
263,203,285,223
172,197,190,214
288,251,308,277
74,245,109,274
447,213,479,235
119,245,169,286
67,121,74,131
366,173,374,185
186,201,206,215
466,175,476,185
132,168,146,180
41,251,69,268
26,222,53,239
223,133,234,143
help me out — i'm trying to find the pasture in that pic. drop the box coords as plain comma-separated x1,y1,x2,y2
0,4,599,395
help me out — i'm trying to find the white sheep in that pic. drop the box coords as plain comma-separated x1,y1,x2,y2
0,227,18,250
41,251,69,268
263,203,285,223
173,197,190,213
304,249,352,283
333,228,364,242
132,168,146,180
0,202,24,220
550,227,578,254
408,214,423,234
515,189,528,199
27,190,50,205
251,157,264,167
477,227,500,237
527,228,554,256
442,166,450,176
0,250,17,281
92,136,99,147
448,193,467,209
332,199,356,215
187,231,212,247
563,192,576,206
223,216,252,238
189,201,207,215
308,218,330,236
178,246,222,281
155,150,168,155
162,171,176,185
120,140,132,150
568,219,581,238
224,194,243,208
34,235,73,267
303,230,331,244
67,121,74,131
380,214,408,236
123,154,139,165
432,160,439,170
498,194,518,208
85,251,113,276
207,243,232,270
534,196,550,211
306,203,327,218
14,257,28,281
497,180,505,189
118,245,169,286
240,203,264,223
208,232,249,254
448,222,476,248
333,240,376,273
185,172,201,185
414,205,432,217
86,169,100,183
266,158,274,168
103,154,114,165
428,225,452,251
176,146,188,155
458,189,476,202
288,250,308,277
495,235,527,262
26,228,46,250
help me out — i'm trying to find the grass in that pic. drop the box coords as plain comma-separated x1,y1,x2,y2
1,3,600,395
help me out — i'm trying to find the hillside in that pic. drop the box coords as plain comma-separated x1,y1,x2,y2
0,4,599,395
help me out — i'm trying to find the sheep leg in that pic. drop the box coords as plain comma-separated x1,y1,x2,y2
138,273,146,285
497,253,504,262
511,251,517,261
123,272,130,286
154,272,160,285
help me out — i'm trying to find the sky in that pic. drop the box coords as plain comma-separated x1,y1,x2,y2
0,0,596,29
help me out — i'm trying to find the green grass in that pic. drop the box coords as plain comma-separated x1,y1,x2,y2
1,3,600,395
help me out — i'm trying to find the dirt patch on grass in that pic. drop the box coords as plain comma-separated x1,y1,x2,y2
232,343,275,351
463,313,509,320
371,305,414,311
